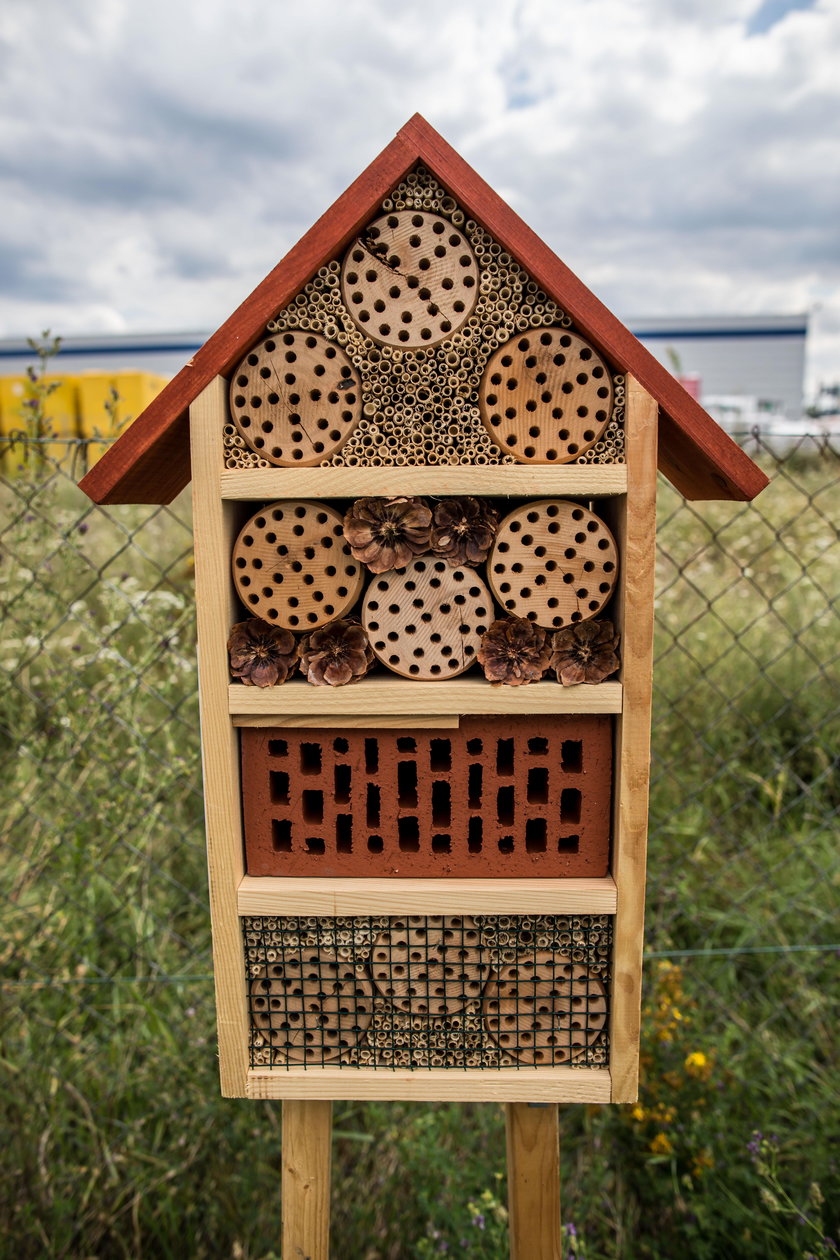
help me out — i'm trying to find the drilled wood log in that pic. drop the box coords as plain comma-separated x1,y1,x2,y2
230,332,361,466
362,559,492,679
479,327,613,463
232,499,364,630
487,499,618,629
250,952,374,1064
341,211,479,348
483,951,607,1065
370,915,490,1014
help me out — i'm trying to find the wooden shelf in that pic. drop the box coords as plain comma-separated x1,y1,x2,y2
237,875,618,917
221,465,627,500
246,1065,611,1103
228,677,622,718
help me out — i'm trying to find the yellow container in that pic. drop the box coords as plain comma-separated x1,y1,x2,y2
76,371,169,468
0,375,81,472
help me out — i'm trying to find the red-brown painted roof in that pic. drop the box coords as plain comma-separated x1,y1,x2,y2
79,114,768,505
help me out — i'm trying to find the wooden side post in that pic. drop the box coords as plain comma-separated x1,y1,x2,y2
505,1104,562,1260
190,376,250,1097
282,1100,333,1260
609,376,658,1102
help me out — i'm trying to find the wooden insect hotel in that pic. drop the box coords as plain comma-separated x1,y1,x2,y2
79,116,768,1115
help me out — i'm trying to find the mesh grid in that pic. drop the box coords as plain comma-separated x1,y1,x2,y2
243,914,611,1069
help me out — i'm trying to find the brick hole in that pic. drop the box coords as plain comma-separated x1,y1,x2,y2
272,819,292,851
432,834,451,853
430,739,451,771
496,738,515,776
368,835,384,853
497,785,515,826
466,737,482,754
335,814,353,853
498,835,514,854
398,761,418,808
365,739,379,773
527,767,549,804
525,818,547,852
558,834,580,854
367,783,381,828
397,736,416,752
432,781,451,828
270,770,289,805
398,817,420,852
302,790,323,824
468,764,483,809
334,764,351,804
561,788,581,824
561,740,582,772
300,742,321,775
333,737,349,753
468,816,483,852
527,736,548,755
268,738,288,757
304,837,325,855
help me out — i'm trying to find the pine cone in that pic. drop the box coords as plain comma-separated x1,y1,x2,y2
228,619,297,688
550,620,620,686
298,618,375,686
343,497,432,573
477,616,551,686
431,497,499,567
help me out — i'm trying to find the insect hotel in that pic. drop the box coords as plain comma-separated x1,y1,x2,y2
79,116,767,1117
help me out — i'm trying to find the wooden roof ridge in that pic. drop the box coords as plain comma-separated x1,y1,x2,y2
79,113,768,505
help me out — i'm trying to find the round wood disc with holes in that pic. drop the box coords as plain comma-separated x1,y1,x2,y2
483,952,607,1065
487,500,618,630
229,332,361,466
478,329,614,462
362,559,492,679
341,212,479,348
370,916,491,1015
250,955,374,1064
233,500,365,631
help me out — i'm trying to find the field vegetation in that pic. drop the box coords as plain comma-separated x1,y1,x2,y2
1,412,837,1257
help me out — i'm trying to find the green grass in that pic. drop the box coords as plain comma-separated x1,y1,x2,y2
0,447,838,1258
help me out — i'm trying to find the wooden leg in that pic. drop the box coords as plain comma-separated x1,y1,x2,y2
282,1100,333,1260
505,1103,562,1260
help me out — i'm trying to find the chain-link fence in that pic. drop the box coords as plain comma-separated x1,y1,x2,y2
1,431,837,1255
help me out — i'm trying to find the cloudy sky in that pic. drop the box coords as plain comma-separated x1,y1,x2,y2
1,0,837,392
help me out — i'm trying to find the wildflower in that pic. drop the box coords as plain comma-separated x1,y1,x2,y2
649,1132,673,1156
631,1104,647,1123
684,1051,709,1077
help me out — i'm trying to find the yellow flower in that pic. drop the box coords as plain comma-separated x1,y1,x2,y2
631,1105,647,1123
684,1051,713,1080
650,1133,674,1156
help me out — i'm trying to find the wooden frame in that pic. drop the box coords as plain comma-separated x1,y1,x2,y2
190,371,657,1104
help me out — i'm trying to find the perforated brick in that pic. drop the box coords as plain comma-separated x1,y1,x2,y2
241,715,612,877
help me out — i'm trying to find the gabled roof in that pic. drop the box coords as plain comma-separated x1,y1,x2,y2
79,114,768,505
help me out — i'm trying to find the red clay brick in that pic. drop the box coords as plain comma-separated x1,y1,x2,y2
241,715,612,877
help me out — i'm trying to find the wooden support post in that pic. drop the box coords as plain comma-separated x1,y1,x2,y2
505,1104,562,1260
282,1100,333,1260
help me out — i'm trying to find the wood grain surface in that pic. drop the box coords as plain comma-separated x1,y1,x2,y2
341,211,478,347
479,328,613,463
229,331,361,466
232,499,364,629
487,499,618,628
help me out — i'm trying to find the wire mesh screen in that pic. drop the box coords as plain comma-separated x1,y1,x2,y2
243,914,611,1069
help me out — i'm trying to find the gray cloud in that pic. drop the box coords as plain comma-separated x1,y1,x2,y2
0,0,837,391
